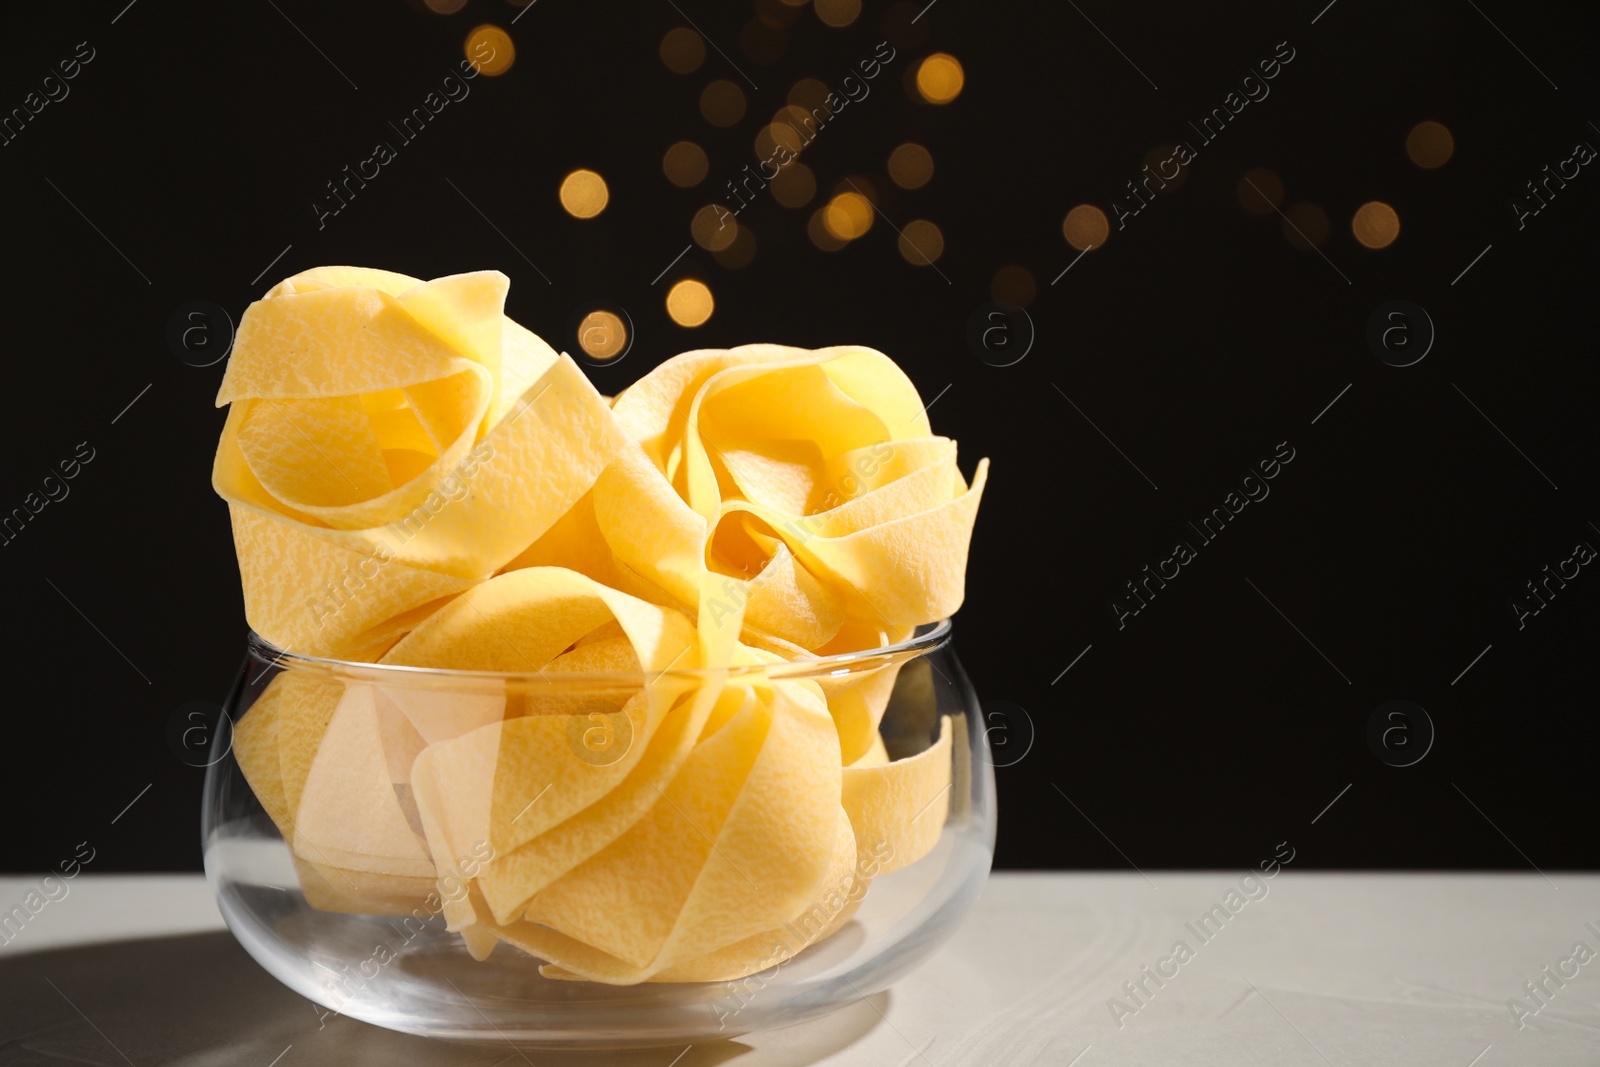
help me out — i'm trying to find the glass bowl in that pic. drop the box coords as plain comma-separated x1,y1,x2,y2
202,620,995,1048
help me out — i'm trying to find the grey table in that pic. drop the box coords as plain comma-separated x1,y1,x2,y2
1,873,1596,1065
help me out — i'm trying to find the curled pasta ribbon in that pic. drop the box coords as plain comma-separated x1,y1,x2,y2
588,343,987,761
213,266,625,658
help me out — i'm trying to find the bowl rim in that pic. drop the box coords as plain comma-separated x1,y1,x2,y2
244,618,953,686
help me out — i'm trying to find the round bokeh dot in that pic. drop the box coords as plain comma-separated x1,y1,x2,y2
1352,201,1400,249
666,279,715,327
559,169,609,218
915,53,964,104
465,25,514,76
1062,204,1109,251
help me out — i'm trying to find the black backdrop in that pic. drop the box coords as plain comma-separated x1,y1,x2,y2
1,0,1595,875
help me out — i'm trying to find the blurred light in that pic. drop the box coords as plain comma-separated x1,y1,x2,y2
660,27,706,74
1143,145,1188,192
1237,168,1284,215
883,1,931,48
425,0,468,12
1062,204,1109,251
808,207,847,250
835,175,878,203
898,220,944,265
824,192,874,239
990,265,1036,308
576,310,628,361
666,279,715,327
789,78,830,112
1352,201,1400,248
740,18,787,64
1406,120,1454,169
770,106,813,154
691,204,740,251
756,120,807,159
714,225,758,268
465,25,515,76
755,0,803,27
815,0,861,27
754,124,780,160
771,163,817,208
915,53,964,104
559,169,609,218
700,80,747,127
888,142,934,189
1282,202,1330,249
663,141,709,188
779,0,810,6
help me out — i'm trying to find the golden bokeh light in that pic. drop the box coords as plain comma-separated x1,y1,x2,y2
825,194,876,241
815,0,862,27
915,53,964,104
1406,120,1454,169
660,27,705,74
1237,168,1284,215
465,25,515,76
990,265,1037,308
691,204,740,251
714,225,758,269
789,77,830,112
1282,202,1330,249
662,141,709,188
558,169,609,218
700,80,747,127
897,220,944,265
425,0,468,13
576,310,628,362
824,192,874,240
771,162,817,208
666,279,715,327
888,142,934,189
769,106,813,154
1352,201,1400,249
1062,204,1109,251
808,207,848,251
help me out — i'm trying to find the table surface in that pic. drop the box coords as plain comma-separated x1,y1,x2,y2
1,872,1596,1066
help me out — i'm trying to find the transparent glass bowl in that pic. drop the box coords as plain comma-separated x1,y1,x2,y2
202,621,995,1048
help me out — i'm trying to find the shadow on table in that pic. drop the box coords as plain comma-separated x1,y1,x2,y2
0,931,887,1067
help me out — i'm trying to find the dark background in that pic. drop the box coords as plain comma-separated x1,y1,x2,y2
1,0,1594,875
